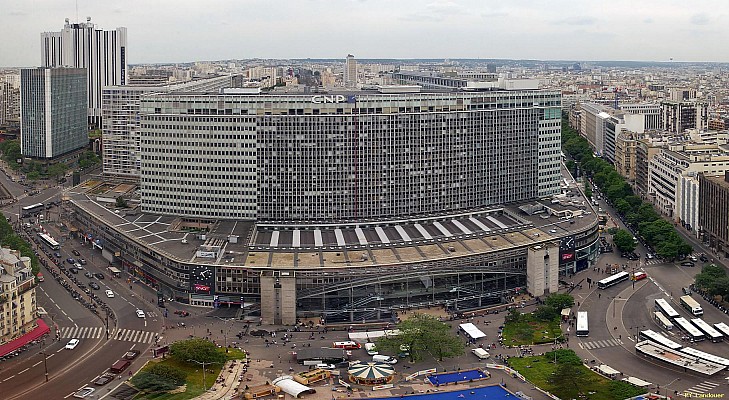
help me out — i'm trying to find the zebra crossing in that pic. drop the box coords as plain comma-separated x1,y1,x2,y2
579,338,623,350
643,252,703,266
60,326,156,343
684,380,720,395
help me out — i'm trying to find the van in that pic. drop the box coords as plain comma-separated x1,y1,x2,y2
372,354,397,364
303,360,323,366
364,342,378,356
110,359,131,374
471,348,490,359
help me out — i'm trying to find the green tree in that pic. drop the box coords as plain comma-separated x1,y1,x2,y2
131,371,180,393
612,229,636,253
116,197,128,208
584,182,592,200
47,162,68,181
533,305,558,322
548,362,591,397
544,293,575,311
376,314,464,362
170,338,226,365
148,363,186,385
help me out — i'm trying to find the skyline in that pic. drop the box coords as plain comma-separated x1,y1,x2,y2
1,0,729,67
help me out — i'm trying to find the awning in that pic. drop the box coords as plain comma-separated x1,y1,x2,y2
561,308,571,317
459,323,486,339
597,364,620,376
0,319,50,357
109,267,121,274
623,376,652,387
272,376,316,398
348,362,395,380
348,329,401,342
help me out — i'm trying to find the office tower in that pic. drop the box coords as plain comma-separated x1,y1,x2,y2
41,17,127,128
20,67,87,159
344,54,357,87
661,100,709,134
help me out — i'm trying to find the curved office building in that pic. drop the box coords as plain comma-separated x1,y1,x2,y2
68,83,599,325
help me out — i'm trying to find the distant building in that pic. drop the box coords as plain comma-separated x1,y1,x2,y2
0,79,20,129
20,67,88,160
614,131,638,183
41,17,127,128
661,101,709,134
0,247,37,345
344,54,357,87
699,171,729,257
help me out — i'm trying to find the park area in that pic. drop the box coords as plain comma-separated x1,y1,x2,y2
131,338,246,400
500,311,563,346
507,350,646,400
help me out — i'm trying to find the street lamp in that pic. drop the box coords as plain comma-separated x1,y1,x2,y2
40,351,49,382
187,359,220,392
632,325,646,342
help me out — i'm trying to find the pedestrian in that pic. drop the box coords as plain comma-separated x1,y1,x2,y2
598,293,601,299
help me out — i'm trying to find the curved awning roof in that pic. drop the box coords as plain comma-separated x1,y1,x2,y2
272,376,316,398
348,362,395,380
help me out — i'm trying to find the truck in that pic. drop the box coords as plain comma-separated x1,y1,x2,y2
471,348,490,359
110,359,132,374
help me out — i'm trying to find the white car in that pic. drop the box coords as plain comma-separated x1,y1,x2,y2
135,309,145,318
315,363,336,370
105,289,115,298
65,338,80,350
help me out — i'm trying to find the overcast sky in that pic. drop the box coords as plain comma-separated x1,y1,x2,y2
1,0,728,67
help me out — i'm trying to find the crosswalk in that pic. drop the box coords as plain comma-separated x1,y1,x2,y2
578,338,623,350
684,380,720,395
644,252,704,266
60,326,157,343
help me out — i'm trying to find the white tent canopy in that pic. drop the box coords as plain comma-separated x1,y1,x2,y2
459,323,487,340
597,364,620,376
272,376,316,398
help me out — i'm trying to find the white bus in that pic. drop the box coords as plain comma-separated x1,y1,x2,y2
691,318,723,343
638,329,682,350
576,311,589,337
654,298,680,320
674,317,705,342
653,312,674,331
597,271,630,289
713,322,729,338
679,295,703,316
37,233,60,250
680,347,729,367
21,203,44,218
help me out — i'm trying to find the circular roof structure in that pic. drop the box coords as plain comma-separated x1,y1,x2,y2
347,362,395,381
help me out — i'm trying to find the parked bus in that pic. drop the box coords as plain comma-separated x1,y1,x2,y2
691,318,723,343
674,317,705,342
713,322,729,338
332,341,361,350
37,233,60,250
639,329,682,350
653,312,674,331
21,203,44,218
654,298,680,320
597,271,630,289
679,295,703,316
680,347,729,367
576,311,589,337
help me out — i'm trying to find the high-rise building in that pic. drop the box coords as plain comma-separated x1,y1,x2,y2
699,171,729,257
343,54,357,87
0,79,20,129
661,100,709,134
20,67,87,159
102,75,242,180
41,17,127,128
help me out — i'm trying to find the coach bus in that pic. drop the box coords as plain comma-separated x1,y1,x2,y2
639,329,682,350
332,341,361,350
37,233,60,250
576,311,589,337
21,203,44,218
674,317,705,342
653,311,674,331
714,322,729,338
691,318,723,343
679,295,703,316
597,271,630,289
654,298,680,320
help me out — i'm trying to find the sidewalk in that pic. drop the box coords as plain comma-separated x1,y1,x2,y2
192,360,248,400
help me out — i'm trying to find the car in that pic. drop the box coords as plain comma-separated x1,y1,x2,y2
79,258,87,265
69,267,78,274
93,373,115,386
54,252,61,258
65,338,80,350
689,255,698,262
72,249,81,256
84,271,93,278
72,387,95,398
681,261,695,267
123,349,141,360
646,253,654,260
89,282,100,290
95,272,105,280
315,363,336,370
105,289,114,298
700,254,709,262
67,258,75,264
74,263,84,270
136,309,146,318
682,287,692,295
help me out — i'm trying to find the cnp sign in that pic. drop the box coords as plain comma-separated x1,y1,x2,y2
312,95,347,104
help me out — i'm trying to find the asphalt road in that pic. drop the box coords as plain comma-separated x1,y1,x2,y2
0,173,164,399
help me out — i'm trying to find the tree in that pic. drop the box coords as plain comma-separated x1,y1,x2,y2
170,338,226,365
583,182,592,200
148,364,186,385
47,163,68,181
131,371,180,393
548,362,591,397
116,197,128,208
533,305,557,322
544,293,575,311
376,314,464,362
612,229,636,253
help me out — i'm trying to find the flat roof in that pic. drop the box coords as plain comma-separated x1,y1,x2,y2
635,340,725,376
